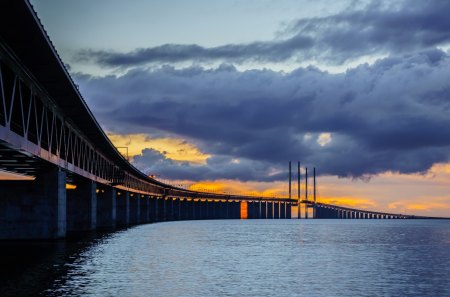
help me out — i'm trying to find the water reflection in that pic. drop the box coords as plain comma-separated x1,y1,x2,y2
1,220,450,297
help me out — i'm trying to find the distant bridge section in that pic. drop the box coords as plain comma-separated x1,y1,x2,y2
307,201,420,219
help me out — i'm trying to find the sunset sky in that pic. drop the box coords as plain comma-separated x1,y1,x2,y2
30,0,450,217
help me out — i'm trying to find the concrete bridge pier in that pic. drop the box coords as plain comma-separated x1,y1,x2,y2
198,199,204,219
187,199,195,220
218,201,224,219
199,200,206,220
116,192,130,227
219,201,227,219
247,202,255,219
97,185,116,230
191,199,198,219
204,200,210,219
208,201,213,219
287,203,292,219
273,202,279,219
164,198,173,221
178,199,186,220
149,197,157,222
209,201,215,219
267,202,274,219
260,201,267,219
280,202,286,219
140,195,150,223
229,201,240,219
0,168,66,239
156,198,165,221
180,198,185,220
174,198,179,220
130,193,140,224
67,177,96,232
171,198,179,221
208,200,213,219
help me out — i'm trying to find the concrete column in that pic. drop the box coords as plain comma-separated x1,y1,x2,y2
139,195,149,223
171,198,176,220
274,202,280,219
129,193,139,225
189,199,195,220
267,202,273,219
97,186,116,229
148,196,156,222
0,168,66,239
259,201,266,219
287,203,292,219
178,199,183,220
281,203,286,219
179,199,185,220
116,192,130,227
67,178,96,232
157,198,165,221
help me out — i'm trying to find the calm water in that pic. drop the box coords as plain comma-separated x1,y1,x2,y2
1,220,450,297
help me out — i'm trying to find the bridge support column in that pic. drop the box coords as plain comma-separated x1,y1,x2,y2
97,186,116,229
129,193,141,225
179,199,185,220
268,202,274,219
258,201,262,219
195,199,200,219
188,199,195,220
247,202,253,219
230,201,239,219
116,192,130,227
223,201,229,219
176,198,182,220
280,203,286,219
261,202,266,219
199,200,204,219
139,195,149,223
159,198,166,221
149,197,156,222
0,168,66,239
67,177,96,232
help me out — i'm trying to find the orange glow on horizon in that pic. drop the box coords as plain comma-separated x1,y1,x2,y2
107,133,210,164
169,162,450,217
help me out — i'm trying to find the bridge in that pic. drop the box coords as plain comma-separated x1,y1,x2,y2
0,1,422,240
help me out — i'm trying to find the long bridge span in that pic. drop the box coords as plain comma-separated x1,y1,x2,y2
0,1,422,240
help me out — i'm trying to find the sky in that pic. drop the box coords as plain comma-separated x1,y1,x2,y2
30,0,450,217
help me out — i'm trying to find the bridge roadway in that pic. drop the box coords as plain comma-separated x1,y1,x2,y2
0,1,419,240
302,201,422,219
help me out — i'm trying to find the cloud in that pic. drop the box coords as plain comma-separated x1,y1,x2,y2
74,1,450,67
317,133,332,147
107,133,210,164
75,49,450,180
133,148,286,182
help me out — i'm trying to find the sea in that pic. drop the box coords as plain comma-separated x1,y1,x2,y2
1,219,449,297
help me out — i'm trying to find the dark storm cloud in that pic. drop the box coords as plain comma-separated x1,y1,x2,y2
133,149,285,182
75,0,450,67
75,49,450,180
